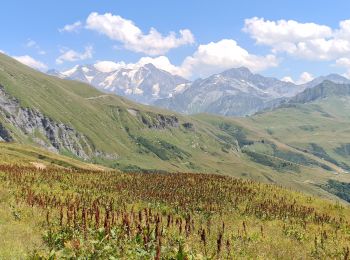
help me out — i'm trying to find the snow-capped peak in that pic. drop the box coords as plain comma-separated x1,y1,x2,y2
48,62,190,105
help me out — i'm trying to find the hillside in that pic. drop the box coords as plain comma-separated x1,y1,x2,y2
1,163,350,259
1,53,350,201
0,142,110,170
234,81,350,200
1,52,239,173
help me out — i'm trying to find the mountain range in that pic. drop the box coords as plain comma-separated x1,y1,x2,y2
2,52,350,202
48,63,190,104
49,63,350,116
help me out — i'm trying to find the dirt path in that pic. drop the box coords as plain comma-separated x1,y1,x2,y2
85,95,109,100
30,162,47,170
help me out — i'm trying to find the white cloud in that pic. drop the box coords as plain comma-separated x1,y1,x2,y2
179,39,278,78
0,50,5,54
26,39,38,48
282,72,314,85
244,17,350,61
56,45,93,64
85,12,194,55
13,55,47,70
92,56,183,76
93,40,278,79
93,40,277,79
336,57,350,78
336,57,350,67
59,21,82,33
297,72,314,84
281,76,294,83
136,56,183,75
93,60,127,73
244,17,332,46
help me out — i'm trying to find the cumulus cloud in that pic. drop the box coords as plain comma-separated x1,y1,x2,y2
282,72,314,85
336,57,350,78
0,50,5,54
56,45,93,64
244,17,350,60
93,40,277,79
59,21,82,33
136,56,183,75
93,61,127,73
298,72,314,84
179,39,278,78
13,55,47,70
85,12,194,55
93,56,183,76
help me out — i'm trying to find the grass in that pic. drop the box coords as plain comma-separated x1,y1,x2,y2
0,53,290,176
1,164,350,259
240,96,350,174
2,53,350,201
0,142,110,170
0,188,46,259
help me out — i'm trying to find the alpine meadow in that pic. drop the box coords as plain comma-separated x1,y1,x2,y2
1,1,350,259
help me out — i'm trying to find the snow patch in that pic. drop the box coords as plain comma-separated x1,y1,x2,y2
125,89,132,95
134,88,144,95
62,65,79,77
152,83,160,97
85,75,94,83
82,66,90,73
174,83,187,93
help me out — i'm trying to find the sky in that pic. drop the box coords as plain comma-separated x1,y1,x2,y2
2,0,350,82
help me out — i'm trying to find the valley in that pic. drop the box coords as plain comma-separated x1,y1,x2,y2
1,52,350,259
3,2,350,259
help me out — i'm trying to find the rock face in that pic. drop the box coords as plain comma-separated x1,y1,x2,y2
288,81,350,104
0,85,116,160
139,113,179,129
155,67,300,116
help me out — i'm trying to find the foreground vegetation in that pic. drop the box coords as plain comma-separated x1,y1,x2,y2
1,164,350,259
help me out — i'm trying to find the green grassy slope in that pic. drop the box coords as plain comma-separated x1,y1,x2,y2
0,53,233,172
213,86,350,201
242,96,350,172
0,142,110,170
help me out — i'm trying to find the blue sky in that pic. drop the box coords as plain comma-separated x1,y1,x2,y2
2,0,350,82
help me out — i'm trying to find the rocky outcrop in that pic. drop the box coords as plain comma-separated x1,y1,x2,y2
0,122,13,141
0,85,117,160
138,112,179,129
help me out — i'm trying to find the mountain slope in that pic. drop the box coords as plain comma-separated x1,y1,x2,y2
49,63,190,104
0,142,110,170
300,74,350,89
238,81,350,176
289,80,350,104
1,53,350,200
0,53,274,175
155,67,300,116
